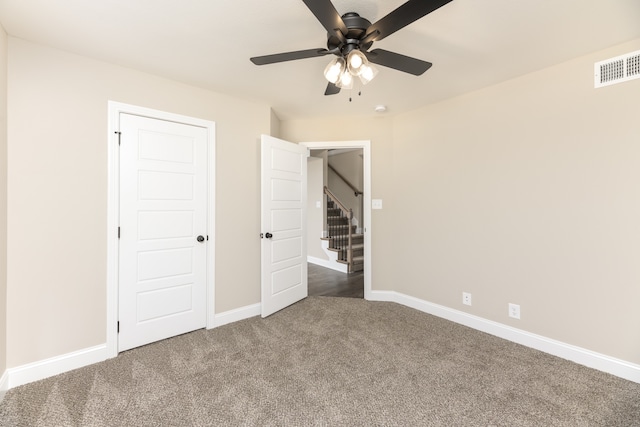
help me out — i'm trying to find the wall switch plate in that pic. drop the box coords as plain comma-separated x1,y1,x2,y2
316,201,321,208
508,303,521,319
462,292,472,306
372,199,383,209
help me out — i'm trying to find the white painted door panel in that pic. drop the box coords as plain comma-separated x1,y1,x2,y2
261,135,308,317
119,113,207,351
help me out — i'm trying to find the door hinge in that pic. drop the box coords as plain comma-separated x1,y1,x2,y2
115,131,121,146
118,227,120,238
117,321,120,333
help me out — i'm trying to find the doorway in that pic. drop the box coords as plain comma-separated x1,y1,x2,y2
301,141,372,300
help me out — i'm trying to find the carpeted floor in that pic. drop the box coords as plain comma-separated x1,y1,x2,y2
1,297,639,426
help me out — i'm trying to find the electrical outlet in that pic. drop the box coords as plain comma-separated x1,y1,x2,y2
462,292,472,306
508,303,520,319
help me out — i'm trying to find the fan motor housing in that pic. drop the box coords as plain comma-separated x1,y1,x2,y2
327,12,373,54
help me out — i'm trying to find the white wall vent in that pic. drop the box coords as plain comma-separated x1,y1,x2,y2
594,49,640,88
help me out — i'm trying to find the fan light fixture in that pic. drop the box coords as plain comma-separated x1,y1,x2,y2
323,49,378,88
250,1,449,98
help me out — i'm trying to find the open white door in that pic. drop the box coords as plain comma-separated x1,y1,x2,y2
261,135,308,317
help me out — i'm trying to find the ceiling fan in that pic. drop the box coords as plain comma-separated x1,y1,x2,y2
250,0,453,96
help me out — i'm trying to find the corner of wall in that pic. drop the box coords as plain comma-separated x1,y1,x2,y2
0,23,9,397
270,108,281,139
1,20,10,363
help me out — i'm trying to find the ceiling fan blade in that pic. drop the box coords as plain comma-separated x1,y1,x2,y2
364,0,453,42
365,49,432,76
250,48,332,65
324,82,341,95
302,0,348,37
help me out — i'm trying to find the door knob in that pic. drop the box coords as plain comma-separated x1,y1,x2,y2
197,235,205,242
265,232,273,239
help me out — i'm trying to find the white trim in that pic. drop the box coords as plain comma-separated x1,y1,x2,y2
307,255,348,273
107,101,216,358
0,370,8,403
2,300,257,392
7,345,108,389
209,303,261,329
367,290,396,302
300,140,372,299
205,116,217,330
4,293,637,393
369,290,640,384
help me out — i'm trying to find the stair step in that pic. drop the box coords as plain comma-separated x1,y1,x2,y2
326,234,363,240
327,244,363,252
328,225,356,231
323,197,364,271
336,256,364,265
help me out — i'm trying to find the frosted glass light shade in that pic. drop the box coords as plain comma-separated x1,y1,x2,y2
359,64,378,85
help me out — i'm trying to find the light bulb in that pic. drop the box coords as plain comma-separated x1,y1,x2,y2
324,57,345,84
336,70,353,89
349,53,363,68
346,50,367,76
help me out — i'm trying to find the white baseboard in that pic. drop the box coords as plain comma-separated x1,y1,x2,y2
6,291,637,396
209,303,261,328
368,290,640,384
308,256,348,273
7,344,108,390
3,303,261,392
0,369,8,403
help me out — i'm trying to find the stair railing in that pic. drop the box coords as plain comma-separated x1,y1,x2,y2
324,186,354,272
328,164,363,235
328,164,362,197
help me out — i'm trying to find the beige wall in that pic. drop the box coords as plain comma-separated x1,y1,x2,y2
0,24,8,375
307,156,327,260
270,108,281,139
6,38,270,367
282,38,640,365
393,39,640,364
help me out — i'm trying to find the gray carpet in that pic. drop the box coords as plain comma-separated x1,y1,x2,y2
1,297,639,426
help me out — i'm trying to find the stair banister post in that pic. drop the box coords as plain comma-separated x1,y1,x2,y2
347,208,353,273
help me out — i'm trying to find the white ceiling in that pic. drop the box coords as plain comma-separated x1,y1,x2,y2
1,0,639,120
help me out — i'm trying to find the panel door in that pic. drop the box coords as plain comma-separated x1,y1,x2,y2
119,113,208,351
261,135,308,317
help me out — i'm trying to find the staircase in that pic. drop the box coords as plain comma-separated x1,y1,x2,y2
321,189,364,273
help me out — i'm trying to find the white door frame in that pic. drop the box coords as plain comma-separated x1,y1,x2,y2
300,140,372,300
106,101,216,358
